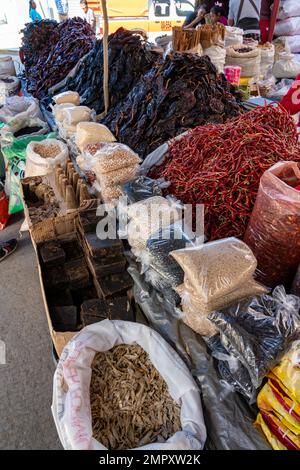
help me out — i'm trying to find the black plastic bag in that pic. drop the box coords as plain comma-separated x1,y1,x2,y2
208,286,300,389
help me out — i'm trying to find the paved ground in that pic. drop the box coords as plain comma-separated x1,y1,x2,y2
0,213,61,449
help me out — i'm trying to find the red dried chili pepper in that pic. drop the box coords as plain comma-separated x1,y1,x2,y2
150,105,300,240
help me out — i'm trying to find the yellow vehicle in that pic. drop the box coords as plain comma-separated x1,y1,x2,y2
88,1,197,40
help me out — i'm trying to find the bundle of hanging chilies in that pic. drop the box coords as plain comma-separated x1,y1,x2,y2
150,105,300,240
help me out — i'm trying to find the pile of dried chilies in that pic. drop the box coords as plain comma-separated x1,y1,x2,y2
103,53,241,158
52,28,158,114
21,18,95,99
150,105,300,240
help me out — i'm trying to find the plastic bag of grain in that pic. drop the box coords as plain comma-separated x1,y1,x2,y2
53,90,80,106
75,122,116,151
91,143,141,174
25,138,69,177
125,196,182,253
52,320,206,450
171,238,260,302
52,103,76,122
61,106,93,126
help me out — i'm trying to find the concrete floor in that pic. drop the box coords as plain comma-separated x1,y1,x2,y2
0,213,61,449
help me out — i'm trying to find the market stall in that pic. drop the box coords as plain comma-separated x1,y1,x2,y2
0,3,300,452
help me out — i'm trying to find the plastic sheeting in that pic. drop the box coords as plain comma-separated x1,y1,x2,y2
127,260,271,450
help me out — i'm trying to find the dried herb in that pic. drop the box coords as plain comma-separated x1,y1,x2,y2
90,343,181,450
21,18,95,99
103,54,242,158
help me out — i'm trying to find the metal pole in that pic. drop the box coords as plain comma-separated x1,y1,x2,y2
267,0,280,43
100,0,109,116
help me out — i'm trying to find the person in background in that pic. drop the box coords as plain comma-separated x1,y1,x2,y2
80,0,96,33
29,0,42,22
55,0,68,22
228,0,261,40
260,0,273,43
183,3,208,29
280,73,300,127
210,5,228,25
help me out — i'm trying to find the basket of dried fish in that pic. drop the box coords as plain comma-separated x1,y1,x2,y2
52,320,206,450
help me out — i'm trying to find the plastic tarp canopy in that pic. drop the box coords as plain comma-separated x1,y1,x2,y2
127,259,271,450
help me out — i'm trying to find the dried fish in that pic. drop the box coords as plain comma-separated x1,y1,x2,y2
90,343,181,450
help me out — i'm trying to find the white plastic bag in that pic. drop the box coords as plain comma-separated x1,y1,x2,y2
275,16,300,37
0,96,43,124
0,116,49,140
225,26,243,47
52,103,76,122
62,106,93,126
53,91,80,106
75,122,116,151
52,320,206,450
203,44,226,73
273,52,300,78
0,75,20,96
278,35,300,53
278,1,300,20
25,138,69,177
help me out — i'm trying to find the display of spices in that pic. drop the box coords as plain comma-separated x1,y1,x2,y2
21,18,95,99
90,343,181,450
103,54,241,158
150,105,300,240
32,143,62,158
51,28,158,114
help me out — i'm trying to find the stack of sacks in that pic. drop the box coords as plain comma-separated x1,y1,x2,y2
275,1,300,53
255,341,300,450
171,238,267,337
85,143,141,204
125,196,182,258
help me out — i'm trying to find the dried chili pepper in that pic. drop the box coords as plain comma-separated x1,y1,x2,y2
150,105,300,240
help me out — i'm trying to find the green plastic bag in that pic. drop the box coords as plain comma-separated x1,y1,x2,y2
1,132,56,214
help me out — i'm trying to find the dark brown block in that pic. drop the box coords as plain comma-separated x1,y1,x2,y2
40,241,66,267
51,305,77,330
96,272,133,298
85,232,123,259
89,256,126,278
107,296,135,322
44,265,68,290
60,234,84,262
78,210,100,233
80,299,108,326
47,289,73,307
65,259,90,289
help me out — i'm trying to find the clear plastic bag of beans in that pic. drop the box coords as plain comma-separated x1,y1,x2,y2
91,143,141,174
244,162,300,288
170,238,259,303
